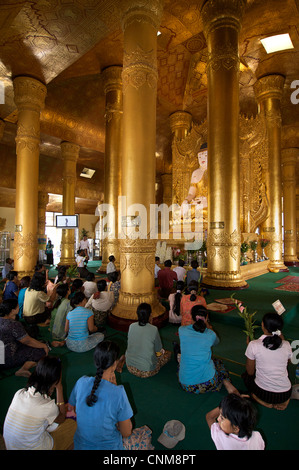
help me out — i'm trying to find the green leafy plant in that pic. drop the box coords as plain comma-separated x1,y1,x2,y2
249,240,258,251
80,228,89,238
66,264,79,278
231,293,258,341
240,241,249,253
260,238,270,248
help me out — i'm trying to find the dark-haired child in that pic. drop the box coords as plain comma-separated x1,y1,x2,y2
206,393,265,450
3,356,76,449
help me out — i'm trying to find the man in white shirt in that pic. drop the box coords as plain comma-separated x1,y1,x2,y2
79,236,90,258
173,259,186,282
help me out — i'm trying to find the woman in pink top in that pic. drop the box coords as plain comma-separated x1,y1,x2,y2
180,281,207,326
243,313,293,410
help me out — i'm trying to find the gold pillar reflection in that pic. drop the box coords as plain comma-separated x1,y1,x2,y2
201,0,247,288
59,141,80,266
100,65,123,272
281,148,299,265
38,191,49,255
13,76,47,277
254,75,287,272
110,0,165,329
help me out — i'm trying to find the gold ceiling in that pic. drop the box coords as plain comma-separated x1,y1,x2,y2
0,0,299,212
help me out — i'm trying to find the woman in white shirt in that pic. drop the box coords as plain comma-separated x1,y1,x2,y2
243,312,292,410
86,279,114,328
3,356,76,450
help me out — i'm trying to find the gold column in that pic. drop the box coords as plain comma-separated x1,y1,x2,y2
169,111,192,141
201,0,247,288
161,173,172,207
100,65,123,272
254,75,287,272
110,0,166,330
59,141,80,266
13,76,47,277
281,148,299,265
0,119,5,141
37,191,49,257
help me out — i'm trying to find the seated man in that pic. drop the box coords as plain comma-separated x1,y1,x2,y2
157,260,177,299
186,260,201,286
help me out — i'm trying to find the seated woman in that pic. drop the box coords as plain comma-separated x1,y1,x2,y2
243,312,293,411
83,272,97,299
3,356,76,450
0,299,49,377
125,303,171,378
49,283,72,346
65,291,104,353
85,279,114,328
178,304,239,395
17,276,30,319
23,272,58,337
168,280,185,324
2,271,19,300
69,278,84,300
180,280,207,326
68,340,133,450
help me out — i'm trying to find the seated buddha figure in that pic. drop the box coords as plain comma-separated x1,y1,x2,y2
181,149,208,226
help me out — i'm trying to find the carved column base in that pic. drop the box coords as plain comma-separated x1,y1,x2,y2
202,272,248,290
108,291,167,332
267,260,289,272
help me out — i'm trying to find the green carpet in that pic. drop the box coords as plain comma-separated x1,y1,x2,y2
1,266,299,450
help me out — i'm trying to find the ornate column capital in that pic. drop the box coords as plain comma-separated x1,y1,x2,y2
120,0,164,31
38,191,49,209
60,141,80,163
102,65,123,94
201,0,247,37
169,111,192,136
254,74,285,103
13,76,47,112
281,147,299,166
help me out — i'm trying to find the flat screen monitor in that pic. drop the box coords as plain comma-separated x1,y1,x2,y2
56,215,78,228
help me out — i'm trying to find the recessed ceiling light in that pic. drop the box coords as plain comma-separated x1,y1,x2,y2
260,33,294,54
157,31,162,36
80,168,95,179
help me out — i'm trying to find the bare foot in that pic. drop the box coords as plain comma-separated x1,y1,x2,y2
15,361,36,377
51,340,66,348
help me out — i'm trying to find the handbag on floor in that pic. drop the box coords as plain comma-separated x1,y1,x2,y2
123,425,154,450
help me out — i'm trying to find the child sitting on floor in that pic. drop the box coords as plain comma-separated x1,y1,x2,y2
206,393,265,450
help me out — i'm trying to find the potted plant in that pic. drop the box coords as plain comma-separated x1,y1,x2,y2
240,241,249,265
260,238,269,260
249,240,258,262
66,264,79,279
231,294,258,342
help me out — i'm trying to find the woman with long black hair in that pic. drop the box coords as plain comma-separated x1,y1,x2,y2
68,340,133,450
243,312,292,410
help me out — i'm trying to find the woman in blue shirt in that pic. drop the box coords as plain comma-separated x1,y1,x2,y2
65,292,104,353
17,276,30,319
178,305,239,394
68,340,133,450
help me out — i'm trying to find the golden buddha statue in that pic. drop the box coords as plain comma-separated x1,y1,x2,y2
181,150,208,227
